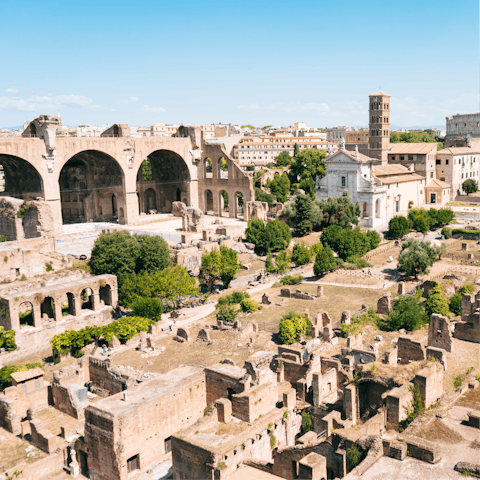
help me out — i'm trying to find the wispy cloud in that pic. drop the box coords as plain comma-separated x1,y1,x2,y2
300,103,330,111
0,93,93,112
121,96,139,104
130,96,138,101
141,105,166,112
7,87,19,94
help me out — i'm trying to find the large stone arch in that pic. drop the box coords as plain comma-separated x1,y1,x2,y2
0,154,44,199
59,150,125,224
136,149,191,213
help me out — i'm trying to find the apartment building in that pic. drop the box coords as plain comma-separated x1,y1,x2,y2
345,128,369,144
435,147,480,196
326,126,349,143
387,143,438,180
232,136,337,167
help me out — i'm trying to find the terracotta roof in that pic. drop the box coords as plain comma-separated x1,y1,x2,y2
427,179,451,189
11,367,44,383
369,91,391,97
375,174,425,185
388,143,437,154
373,164,412,176
436,147,480,155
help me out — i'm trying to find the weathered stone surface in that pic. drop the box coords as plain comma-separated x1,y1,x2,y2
182,207,205,232
377,292,391,314
397,336,426,364
196,328,211,342
428,314,453,352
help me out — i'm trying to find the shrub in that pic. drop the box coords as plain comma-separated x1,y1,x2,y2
280,274,304,286
313,245,337,275
398,384,424,432
0,326,17,350
291,242,312,266
51,316,156,356
131,297,163,321
0,235,5,242
265,251,275,273
388,216,411,239
451,228,480,236
459,283,474,295
341,308,380,336
442,227,452,239
245,219,292,252
240,298,259,313
398,239,438,278
301,412,313,433
275,250,291,274
199,246,240,291
449,292,462,316
345,255,373,269
278,313,311,344
217,303,238,323
380,295,427,331
45,263,53,272
231,291,250,304
425,285,450,317
346,445,363,471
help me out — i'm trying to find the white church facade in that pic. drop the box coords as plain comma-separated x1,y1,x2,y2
315,148,426,229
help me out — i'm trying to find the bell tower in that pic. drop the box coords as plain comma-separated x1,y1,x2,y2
368,91,391,164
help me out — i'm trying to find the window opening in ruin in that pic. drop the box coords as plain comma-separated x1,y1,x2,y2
144,188,156,213
227,388,235,401
99,285,112,306
176,188,181,202
41,297,55,321
219,157,229,179
235,191,244,219
19,302,34,326
127,454,140,473
81,288,93,310
164,437,172,454
15,268,20,276
219,190,229,217
205,190,214,213
66,292,76,316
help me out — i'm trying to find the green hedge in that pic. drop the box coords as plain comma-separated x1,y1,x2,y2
51,316,155,356
452,229,479,236
0,363,42,390
0,327,17,351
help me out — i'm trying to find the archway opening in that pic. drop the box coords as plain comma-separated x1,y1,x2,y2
59,150,125,224
99,284,112,306
219,157,228,179
0,154,44,199
41,297,55,321
136,150,190,213
234,191,244,218
219,190,229,217
358,380,388,420
204,158,213,179
362,202,369,218
66,292,76,316
19,302,34,327
144,188,157,213
81,288,93,310
205,190,214,213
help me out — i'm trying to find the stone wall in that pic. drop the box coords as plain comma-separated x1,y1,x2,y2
83,366,206,480
205,364,245,406
397,336,426,364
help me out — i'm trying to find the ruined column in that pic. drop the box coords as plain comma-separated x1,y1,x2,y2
32,305,42,328
344,384,357,424
313,373,323,406
53,300,63,322
91,291,101,311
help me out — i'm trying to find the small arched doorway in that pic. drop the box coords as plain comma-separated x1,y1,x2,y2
362,202,369,218
41,297,55,321
205,190,214,213
19,302,34,326
219,190,229,217
80,288,94,310
219,158,228,179
99,284,112,306
234,191,244,218
144,188,157,213
204,158,213,178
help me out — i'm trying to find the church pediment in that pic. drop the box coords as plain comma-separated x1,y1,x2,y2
325,150,360,164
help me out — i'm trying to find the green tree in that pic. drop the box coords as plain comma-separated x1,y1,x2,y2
317,192,361,228
449,292,462,316
265,219,292,252
425,284,450,317
313,245,337,275
295,194,313,236
293,143,300,157
435,208,454,227
275,151,292,167
462,178,478,195
265,250,275,273
275,249,291,273
388,216,411,239
292,242,313,266
90,231,171,277
245,218,266,249
442,227,451,239
398,239,438,278
219,157,228,171
278,319,297,345
268,172,290,202
289,148,327,198
199,247,239,291
90,231,139,276
408,209,433,235
135,234,172,273
254,188,276,208
381,295,427,331
366,230,381,250
131,297,163,321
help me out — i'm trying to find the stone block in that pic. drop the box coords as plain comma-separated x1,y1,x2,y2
317,285,324,298
196,328,211,342
176,328,190,342
398,282,406,295
428,314,453,353
261,293,271,305
377,292,391,314
215,398,232,423
280,288,291,298
283,388,296,410
299,451,327,479
397,336,426,365
341,311,351,325
426,347,447,370
468,411,480,429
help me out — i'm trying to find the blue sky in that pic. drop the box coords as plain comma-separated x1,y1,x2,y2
0,0,478,128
